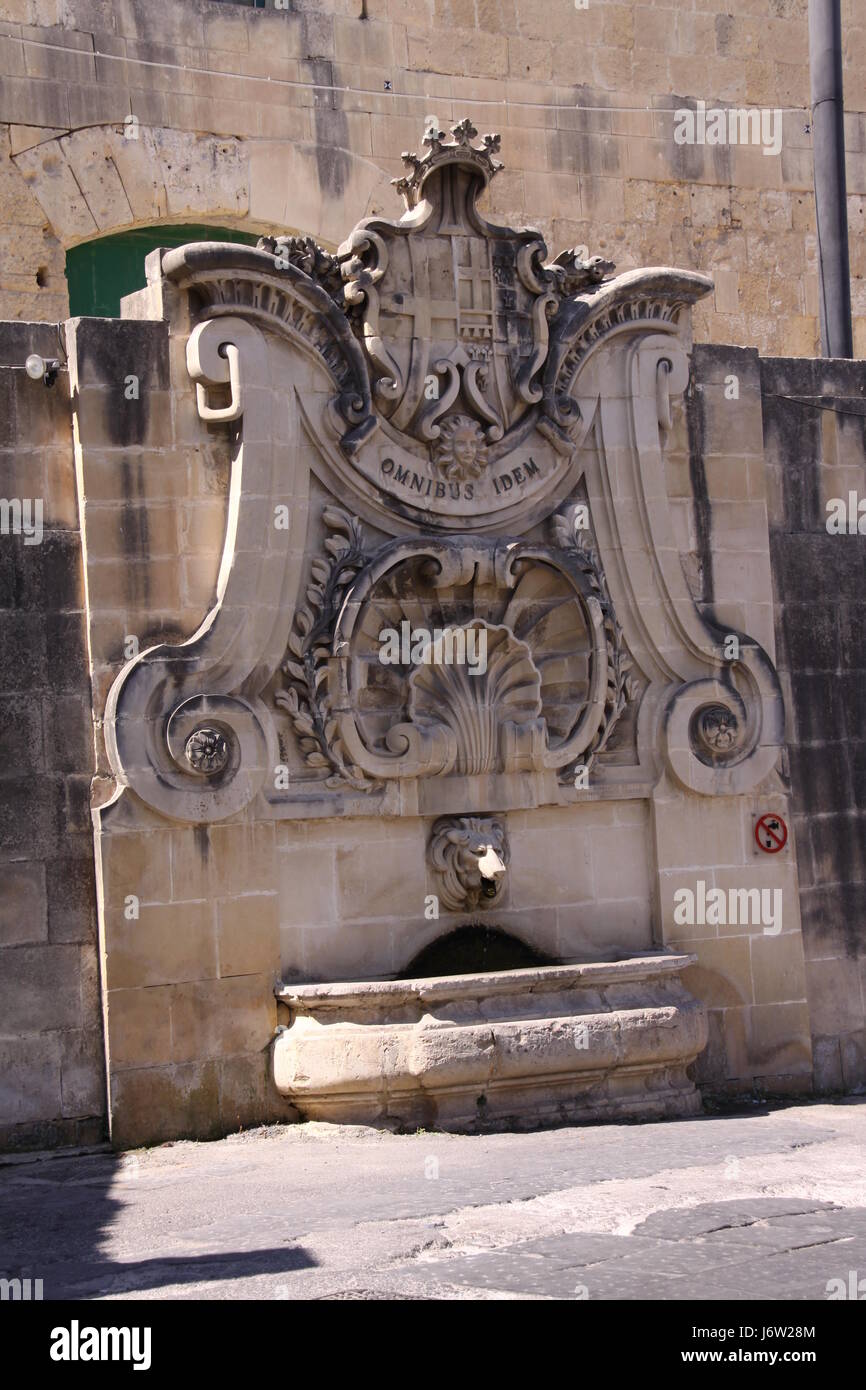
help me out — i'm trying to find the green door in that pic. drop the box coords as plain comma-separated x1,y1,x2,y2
66,224,260,318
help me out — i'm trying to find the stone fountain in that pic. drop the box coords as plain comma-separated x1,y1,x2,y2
99,120,792,1142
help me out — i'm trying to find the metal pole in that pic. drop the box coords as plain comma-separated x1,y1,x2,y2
808,0,853,358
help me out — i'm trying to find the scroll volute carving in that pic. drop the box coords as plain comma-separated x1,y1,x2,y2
104,317,304,822
573,329,786,796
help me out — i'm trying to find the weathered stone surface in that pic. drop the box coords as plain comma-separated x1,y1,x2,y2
762,354,866,1087
0,0,862,348
274,954,707,1131
0,945,84,1034
0,861,47,944
0,321,104,1152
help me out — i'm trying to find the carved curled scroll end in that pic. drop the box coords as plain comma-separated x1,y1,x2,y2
194,342,243,423
104,317,285,824
372,372,403,405
516,290,559,406
165,693,272,810
337,227,401,407
537,401,582,456
462,363,504,442
429,815,509,913
374,718,456,778
415,361,461,441
656,357,675,432
330,707,457,783
328,391,379,456
516,239,555,296
339,227,390,294
664,658,784,797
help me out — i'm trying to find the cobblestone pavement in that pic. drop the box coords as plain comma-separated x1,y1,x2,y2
2,1099,865,1301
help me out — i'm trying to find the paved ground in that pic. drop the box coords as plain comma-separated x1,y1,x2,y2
2,1098,866,1301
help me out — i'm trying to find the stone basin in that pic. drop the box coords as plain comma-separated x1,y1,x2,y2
273,952,708,1132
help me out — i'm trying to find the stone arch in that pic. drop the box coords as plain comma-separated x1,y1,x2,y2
12,123,397,253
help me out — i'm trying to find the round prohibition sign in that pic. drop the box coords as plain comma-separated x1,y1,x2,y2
755,813,788,853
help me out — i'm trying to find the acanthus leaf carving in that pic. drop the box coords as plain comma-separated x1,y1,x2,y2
550,503,639,783
257,234,346,307
275,507,382,794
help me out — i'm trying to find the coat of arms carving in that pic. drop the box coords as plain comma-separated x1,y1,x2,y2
339,119,560,456
260,119,628,526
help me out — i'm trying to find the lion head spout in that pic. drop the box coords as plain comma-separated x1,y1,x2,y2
428,815,509,912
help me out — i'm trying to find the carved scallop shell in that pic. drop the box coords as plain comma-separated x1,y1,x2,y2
407,621,542,775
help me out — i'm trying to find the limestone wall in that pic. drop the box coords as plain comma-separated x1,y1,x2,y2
760,354,866,1092
0,0,864,353
658,343,809,1095
276,802,655,983
0,322,105,1152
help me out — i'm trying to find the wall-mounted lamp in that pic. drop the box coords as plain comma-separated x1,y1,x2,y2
24,354,61,387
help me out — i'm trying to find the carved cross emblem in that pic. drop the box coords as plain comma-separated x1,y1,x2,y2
337,121,560,455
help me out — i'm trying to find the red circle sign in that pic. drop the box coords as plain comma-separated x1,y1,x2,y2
755,813,788,853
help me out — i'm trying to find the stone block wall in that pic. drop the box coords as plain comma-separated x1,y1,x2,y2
0,321,105,1151
657,343,810,1095
64,311,296,1148
760,356,866,1091
0,0,864,354
276,802,654,984
2,301,865,1150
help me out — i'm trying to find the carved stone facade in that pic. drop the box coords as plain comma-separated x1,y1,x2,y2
41,118,810,1143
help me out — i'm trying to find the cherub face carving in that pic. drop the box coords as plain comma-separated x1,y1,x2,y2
432,414,489,482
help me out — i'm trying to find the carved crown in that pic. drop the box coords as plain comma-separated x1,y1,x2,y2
392,118,503,209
